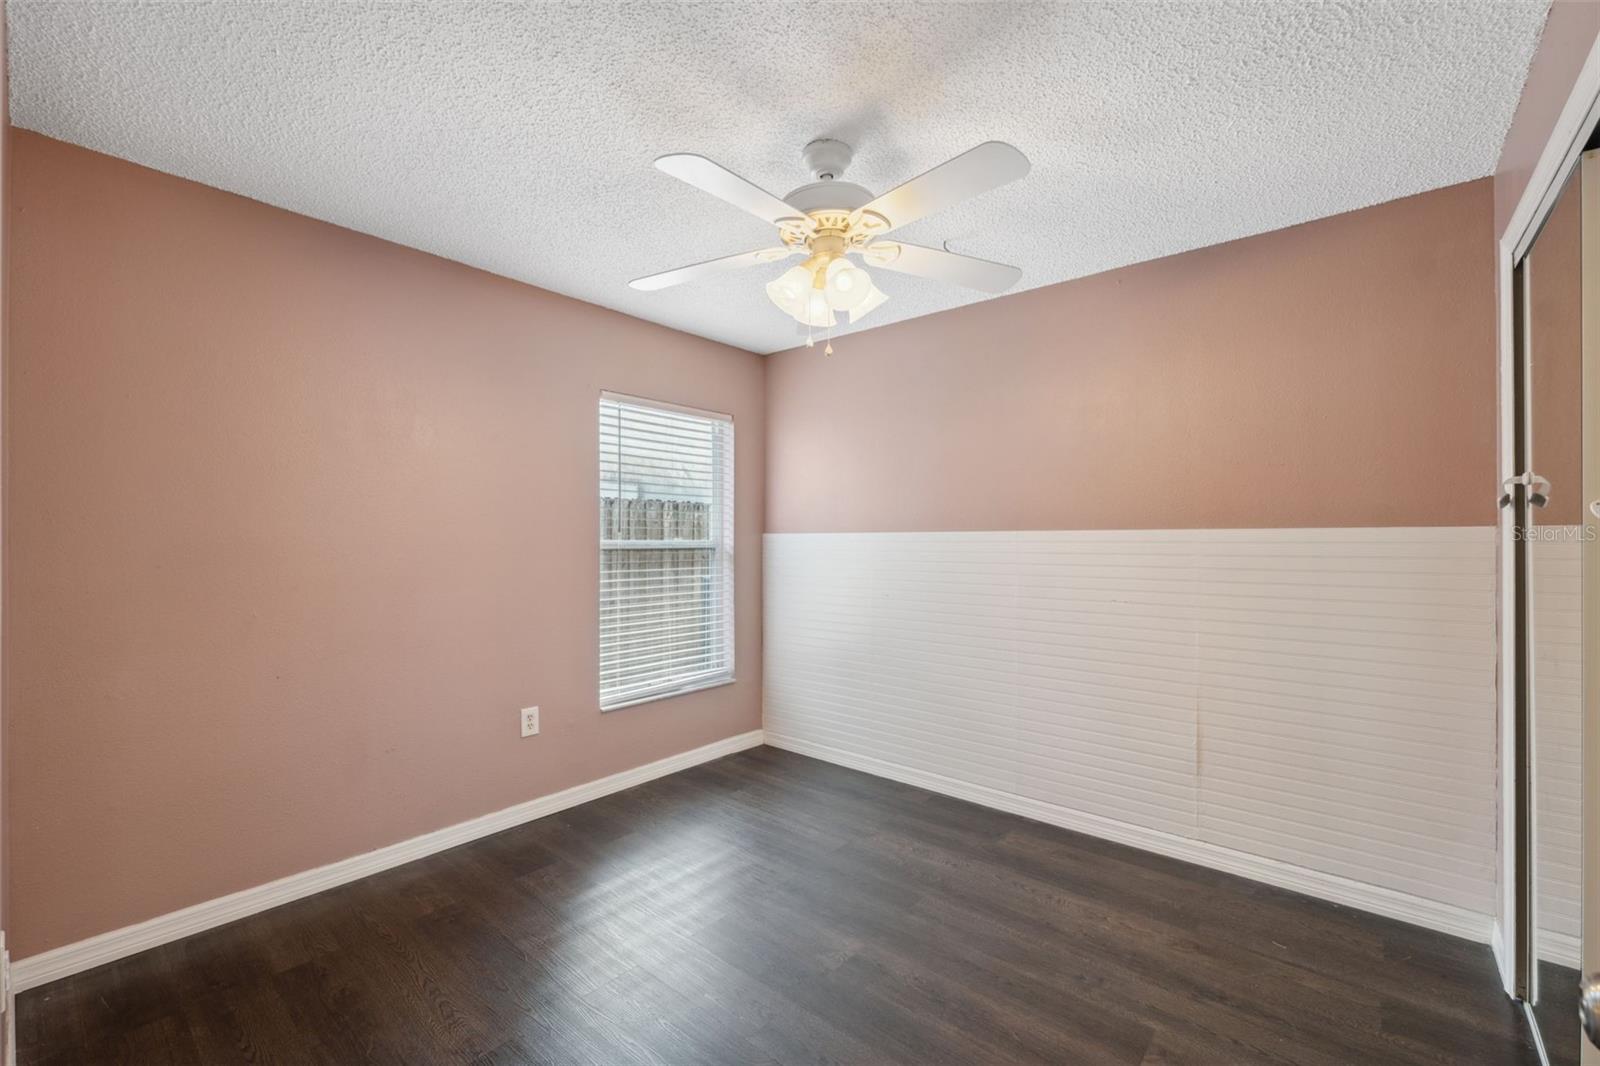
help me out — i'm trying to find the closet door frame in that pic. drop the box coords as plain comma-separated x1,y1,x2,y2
1498,36,1600,1010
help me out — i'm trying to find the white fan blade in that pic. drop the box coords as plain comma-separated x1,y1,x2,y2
864,242,1021,294
629,247,795,291
856,142,1029,233
654,154,809,228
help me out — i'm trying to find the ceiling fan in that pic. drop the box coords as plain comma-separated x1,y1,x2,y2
629,138,1030,350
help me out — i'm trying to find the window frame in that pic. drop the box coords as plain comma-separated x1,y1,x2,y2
597,391,735,711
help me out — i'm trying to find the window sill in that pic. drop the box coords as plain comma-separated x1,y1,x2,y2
600,674,736,713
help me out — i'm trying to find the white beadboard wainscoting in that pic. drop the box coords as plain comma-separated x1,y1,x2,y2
764,527,1499,939
1533,530,1583,967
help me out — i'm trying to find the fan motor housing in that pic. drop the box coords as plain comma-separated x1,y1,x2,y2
783,180,874,214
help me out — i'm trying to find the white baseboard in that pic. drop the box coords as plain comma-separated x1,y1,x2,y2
766,733,1494,945
1493,921,1512,997
3,933,13,1066
13,729,765,992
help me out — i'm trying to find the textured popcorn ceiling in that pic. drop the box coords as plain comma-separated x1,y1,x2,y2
7,1,1549,354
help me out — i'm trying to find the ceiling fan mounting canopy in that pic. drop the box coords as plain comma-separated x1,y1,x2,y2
801,138,853,182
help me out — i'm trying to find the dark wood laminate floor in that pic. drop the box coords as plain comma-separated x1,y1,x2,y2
20,746,1538,1065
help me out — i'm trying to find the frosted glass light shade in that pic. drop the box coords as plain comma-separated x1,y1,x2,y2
767,259,887,328
847,281,889,323
824,259,871,311
795,289,834,327
765,265,813,320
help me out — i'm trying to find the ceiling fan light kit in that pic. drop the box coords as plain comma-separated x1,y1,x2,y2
630,137,1030,353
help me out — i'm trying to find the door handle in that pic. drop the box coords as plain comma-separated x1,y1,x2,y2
1501,473,1552,509
1582,973,1600,1048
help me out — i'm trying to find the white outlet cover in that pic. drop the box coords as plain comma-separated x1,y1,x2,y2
520,706,539,737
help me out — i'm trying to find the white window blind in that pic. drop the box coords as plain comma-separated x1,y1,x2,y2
598,393,734,710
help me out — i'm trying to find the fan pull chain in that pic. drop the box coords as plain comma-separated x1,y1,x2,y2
824,314,835,357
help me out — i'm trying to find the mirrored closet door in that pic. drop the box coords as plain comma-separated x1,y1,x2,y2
1514,145,1600,1066
1521,150,1585,1066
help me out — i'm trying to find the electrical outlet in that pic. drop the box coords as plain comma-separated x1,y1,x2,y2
520,706,539,737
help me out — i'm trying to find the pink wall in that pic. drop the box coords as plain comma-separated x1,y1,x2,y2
1494,0,1600,241
766,179,1496,534
5,131,764,958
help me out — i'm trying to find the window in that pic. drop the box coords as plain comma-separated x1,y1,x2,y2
598,392,734,710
